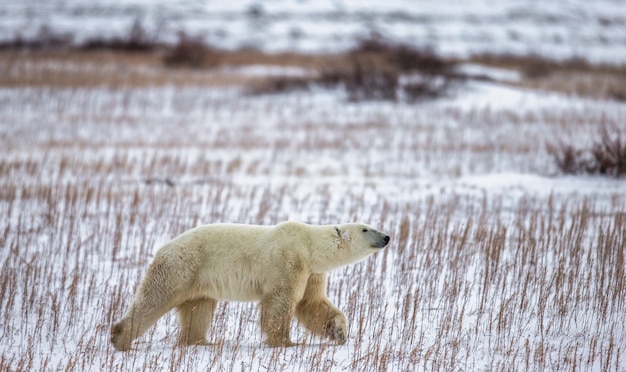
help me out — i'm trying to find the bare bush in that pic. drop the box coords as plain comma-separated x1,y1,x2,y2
548,125,626,177
591,126,626,176
247,76,313,95
403,77,452,102
348,38,460,101
350,38,454,76
252,38,460,102
81,19,159,52
0,25,72,51
162,32,219,68
331,59,399,102
547,143,586,174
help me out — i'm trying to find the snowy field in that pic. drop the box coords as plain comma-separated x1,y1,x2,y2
1,62,625,370
1,1,626,371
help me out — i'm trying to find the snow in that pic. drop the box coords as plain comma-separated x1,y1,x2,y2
2,0,626,63
1,74,624,370
1,2,626,371
457,64,522,83
221,65,312,77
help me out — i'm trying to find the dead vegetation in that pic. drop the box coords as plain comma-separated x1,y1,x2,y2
548,125,626,177
1,23,624,102
472,53,626,101
0,20,160,53
1,25,464,101
1,157,624,370
162,33,220,69
1,24,625,371
250,38,462,102
80,20,160,52
1,56,625,370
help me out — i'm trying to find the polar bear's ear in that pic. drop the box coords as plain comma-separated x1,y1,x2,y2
334,226,351,242
334,226,341,237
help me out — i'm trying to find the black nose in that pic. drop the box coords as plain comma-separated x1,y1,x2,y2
384,235,390,244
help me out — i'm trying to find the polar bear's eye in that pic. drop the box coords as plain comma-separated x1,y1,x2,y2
362,228,368,233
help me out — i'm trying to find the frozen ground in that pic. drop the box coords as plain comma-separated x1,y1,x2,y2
1,3,625,369
2,0,626,63
1,59,625,370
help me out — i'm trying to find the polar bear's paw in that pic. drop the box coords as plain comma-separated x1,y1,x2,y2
110,321,132,351
326,316,347,344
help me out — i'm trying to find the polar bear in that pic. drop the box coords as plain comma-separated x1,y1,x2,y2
110,221,390,351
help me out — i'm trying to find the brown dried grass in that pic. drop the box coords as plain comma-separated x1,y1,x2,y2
471,53,626,100
250,39,460,102
548,125,626,177
1,45,624,370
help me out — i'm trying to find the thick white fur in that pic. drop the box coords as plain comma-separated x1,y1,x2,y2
110,221,388,350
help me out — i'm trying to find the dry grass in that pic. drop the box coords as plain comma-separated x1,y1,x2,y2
2,23,624,99
548,125,626,177
3,37,624,101
0,49,342,88
250,38,461,102
162,33,220,69
1,51,625,371
0,51,219,88
1,159,624,370
471,53,626,101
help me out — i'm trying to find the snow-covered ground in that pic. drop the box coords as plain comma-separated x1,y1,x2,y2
1,1,625,370
2,0,626,63
1,67,625,370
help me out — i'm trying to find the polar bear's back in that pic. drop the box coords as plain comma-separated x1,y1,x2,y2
153,222,306,302
179,223,275,249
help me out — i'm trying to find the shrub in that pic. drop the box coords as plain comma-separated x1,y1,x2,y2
81,19,159,52
0,25,72,51
345,38,458,101
320,58,399,101
162,33,218,68
590,126,626,176
343,62,398,101
350,38,453,76
548,125,626,177
252,38,459,102
548,143,587,174
248,76,313,95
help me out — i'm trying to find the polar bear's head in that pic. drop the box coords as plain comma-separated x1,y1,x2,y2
319,223,390,271
333,224,390,250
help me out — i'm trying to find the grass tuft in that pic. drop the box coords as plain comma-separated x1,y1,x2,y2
548,125,626,177
0,25,73,51
80,19,159,52
1,43,625,372
162,33,219,68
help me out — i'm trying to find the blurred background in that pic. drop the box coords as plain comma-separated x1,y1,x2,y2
2,0,625,64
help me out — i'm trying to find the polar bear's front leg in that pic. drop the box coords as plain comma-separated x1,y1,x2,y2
176,298,217,346
260,268,310,347
260,283,303,347
295,273,348,344
110,296,178,351
260,296,296,347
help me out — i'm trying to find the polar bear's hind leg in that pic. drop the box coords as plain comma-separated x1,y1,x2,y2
111,257,192,351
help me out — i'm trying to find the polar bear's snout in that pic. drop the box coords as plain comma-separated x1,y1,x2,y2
376,234,391,248
365,229,390,249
